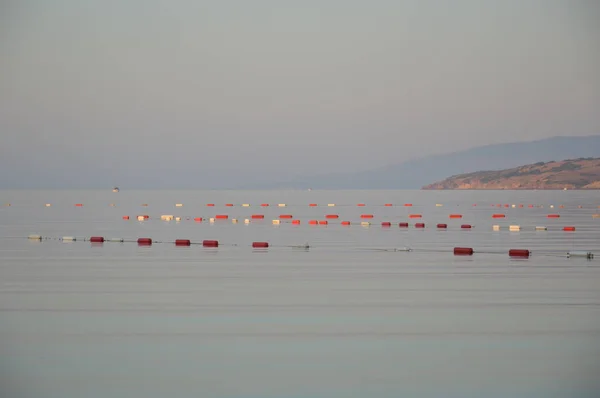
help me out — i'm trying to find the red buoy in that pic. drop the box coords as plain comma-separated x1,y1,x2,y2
381,222,391,227
409,214,422,218
492,214,505,218
194,217,202,222
308,220,318,225
318,220,328,225
75,203,83,207
341,221,351,226
89,236,104,243
279,214,293,219
399,222,409,228
547,214,560,218
361,214,374,219
225,203,233,207
415,223,425,228
563,226,576,231
454,247,474,255
437,223,447,229
252,241,269,248
261,203,269,207
122,216,130,220
251,214,264,219
309,203,317,207
449,214,462,219
461,224,472,229
357,203,365,206
138,238,152,245
509,249,529,257
325,214,339,219
175,239,191,246
404,203,412,207
291,219,301,225
203,240,218,247
206,203,215,207
384,203,393,207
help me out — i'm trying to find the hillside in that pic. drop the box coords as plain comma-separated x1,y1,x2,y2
422,158,600,190
258,135,600,189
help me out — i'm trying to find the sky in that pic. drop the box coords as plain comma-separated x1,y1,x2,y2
1,0,599,188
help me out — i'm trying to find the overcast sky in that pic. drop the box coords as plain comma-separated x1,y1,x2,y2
1,0,599,187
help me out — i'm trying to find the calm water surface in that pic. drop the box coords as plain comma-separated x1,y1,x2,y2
1,190,599,398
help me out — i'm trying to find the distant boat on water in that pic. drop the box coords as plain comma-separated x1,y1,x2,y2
112,187,120,193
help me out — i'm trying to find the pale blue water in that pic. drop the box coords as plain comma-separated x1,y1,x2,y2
1,190,599,398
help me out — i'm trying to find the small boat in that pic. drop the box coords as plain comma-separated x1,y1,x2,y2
112,187,120,193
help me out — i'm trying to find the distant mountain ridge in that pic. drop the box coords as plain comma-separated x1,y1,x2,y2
265,135,600,189
422,158,600,190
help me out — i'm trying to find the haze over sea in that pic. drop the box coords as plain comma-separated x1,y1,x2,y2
1,189,599,398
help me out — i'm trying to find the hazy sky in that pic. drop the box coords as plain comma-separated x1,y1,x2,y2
1,0,599,188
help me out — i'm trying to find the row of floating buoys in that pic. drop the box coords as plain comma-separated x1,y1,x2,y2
25,235,595,258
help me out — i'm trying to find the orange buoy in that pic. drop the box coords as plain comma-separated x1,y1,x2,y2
563,226,576,231
454,247,474,255
409,214,422,218
384,203,393,207
252,242,269,248
175,239,191,246
318,220,328,225
203,240,218,247
492,214,505,218
122,216,130,220
325,214,339,219
194,217,202,222
381,222,391,227
261,203,269,207
461,224,472,229
291,219,301,225
399,222,409,228
90,236,104,243
215,215,228,220
75,203,83,207
279,214,293,219
509,249,529,257
308,220,318,225
309,203,317,207
449,214,462,219
361,214,374,219
137,238,152,245
341,221,351,226
437,223,447,229
404,203,412,207
251,214,264,219
225,203,233,207
206,203,215,206
547,214,560,218
415,223,425,228
357,203,365,206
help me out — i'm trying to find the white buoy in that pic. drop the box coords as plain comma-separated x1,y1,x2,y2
509,225,520,231
28,234,42,240
108,238,124,242
535,226,547,231
272,219,280,225
328,203,336,207
492,225,500,231
244,219,250,224
242,204,250,207
361,221,371,227
62,236,76,242
278,203,286,207
175,203,183,207
567,251,594,259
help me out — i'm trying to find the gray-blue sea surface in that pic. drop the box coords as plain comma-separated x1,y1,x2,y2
1,190,599,398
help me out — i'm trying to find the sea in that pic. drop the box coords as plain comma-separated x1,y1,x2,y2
1,189,599,398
